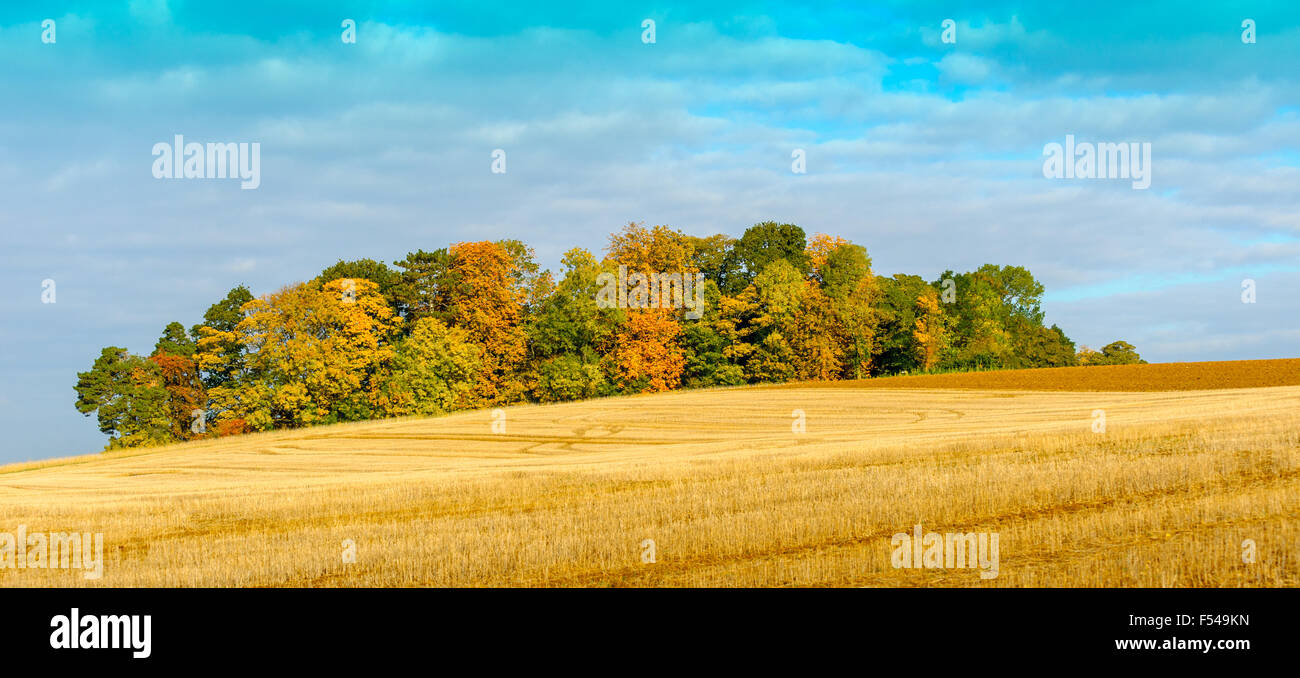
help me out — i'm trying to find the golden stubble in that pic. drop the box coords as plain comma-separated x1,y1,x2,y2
2,383,1297,587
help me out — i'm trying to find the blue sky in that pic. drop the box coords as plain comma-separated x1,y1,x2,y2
2,1,1298,462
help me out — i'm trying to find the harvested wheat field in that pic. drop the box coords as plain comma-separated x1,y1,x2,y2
2,360,1298,587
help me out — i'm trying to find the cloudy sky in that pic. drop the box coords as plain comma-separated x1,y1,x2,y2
2,1,1298,462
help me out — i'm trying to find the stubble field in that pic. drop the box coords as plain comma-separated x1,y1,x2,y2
2,360,1298,587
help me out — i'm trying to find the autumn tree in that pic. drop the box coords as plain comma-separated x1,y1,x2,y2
149,322,207,439
604,223,696,393
189,285,254,389
74,229,1095,444
612,311,686,392
806,233,850,281
445,241,528,404
315,258,403,314
198,279,402,430
606,222,695,275
821,243,880,378
912,287,946,372
384,317,483,416
787,281,843,380
149,353,207,440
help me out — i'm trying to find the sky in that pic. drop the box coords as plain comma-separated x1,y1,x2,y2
1,1,1298,463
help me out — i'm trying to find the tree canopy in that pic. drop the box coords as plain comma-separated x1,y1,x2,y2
74,225,1138,451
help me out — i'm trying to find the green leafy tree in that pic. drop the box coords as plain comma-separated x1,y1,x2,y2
820,243,871,297
384,317,484,415
738,259,805,382
392,248,453,325
497,239,554,314
533,351,609,403
74,347,174,450
875,274,934,374
681,323,746,388
154,321,196,358
529,248,620,359
681,280,745,388
1088,340,1145,365
981,264,1045,326
684,234,738,289
1010,321,1078,368
935,268,1013,369
190,285,254,389
726,222,810,293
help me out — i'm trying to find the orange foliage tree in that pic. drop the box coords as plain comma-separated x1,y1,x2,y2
604,223,697,391
612,311,686,392
149,353,206,440
446,241,528,405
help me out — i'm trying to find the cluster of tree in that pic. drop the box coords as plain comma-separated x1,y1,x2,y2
74,222,1143,450
1076,340,1147,366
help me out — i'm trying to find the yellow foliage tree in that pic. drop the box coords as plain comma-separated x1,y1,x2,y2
912,288,945,371
197,278,402,430
806,233,849,279
788,282,843,381
606,221,696,276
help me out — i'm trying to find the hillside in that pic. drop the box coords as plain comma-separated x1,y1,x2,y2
3,360,1298,587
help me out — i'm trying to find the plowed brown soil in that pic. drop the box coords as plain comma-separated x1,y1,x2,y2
819,359,1300,392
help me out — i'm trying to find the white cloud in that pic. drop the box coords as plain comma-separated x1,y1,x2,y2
3,11,1300,461
935,53,994,84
